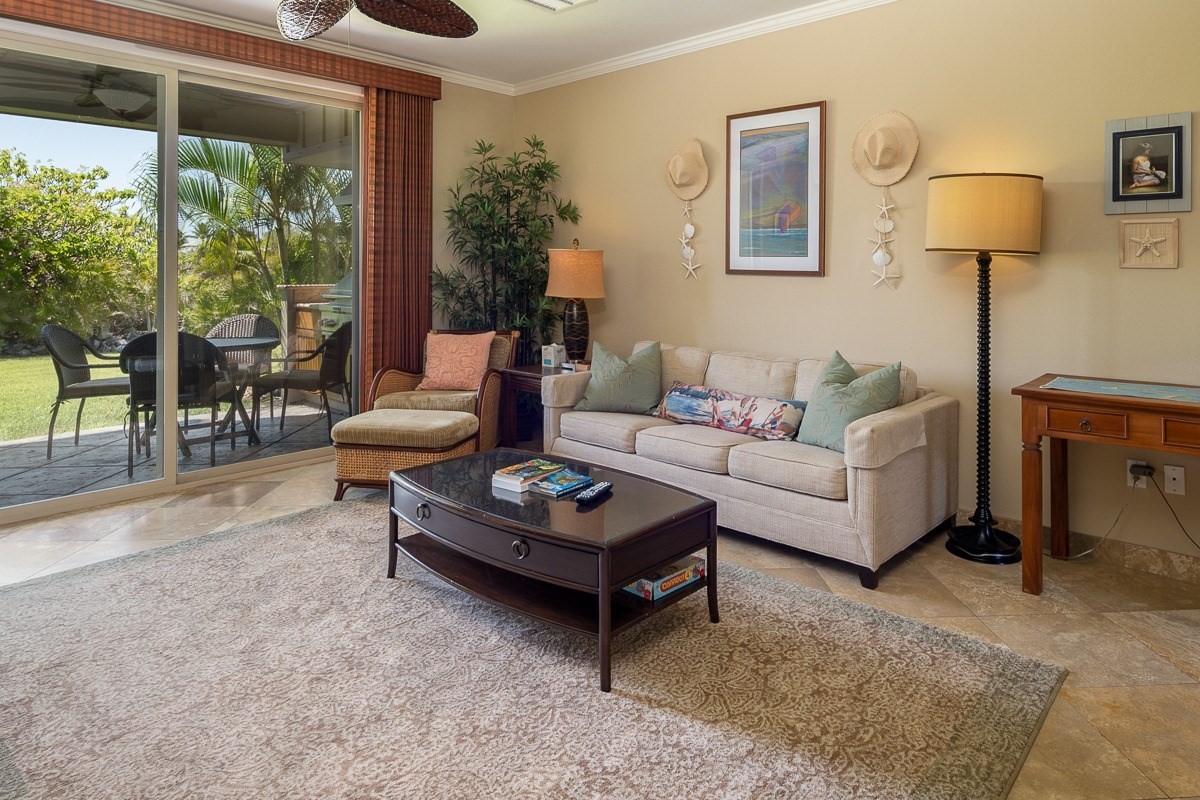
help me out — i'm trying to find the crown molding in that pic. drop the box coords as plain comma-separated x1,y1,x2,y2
513,0,897,95
94,0,895,98
98,0,516,95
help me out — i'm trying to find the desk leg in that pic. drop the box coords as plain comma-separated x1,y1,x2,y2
1021,436,1044,595
1050,437,1069,559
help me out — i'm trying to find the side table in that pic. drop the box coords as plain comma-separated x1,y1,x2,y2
500,365,562,449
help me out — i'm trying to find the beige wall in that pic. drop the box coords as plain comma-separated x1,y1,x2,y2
436,0,1200,554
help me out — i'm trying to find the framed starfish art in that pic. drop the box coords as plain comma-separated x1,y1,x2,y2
1118,217,1178,269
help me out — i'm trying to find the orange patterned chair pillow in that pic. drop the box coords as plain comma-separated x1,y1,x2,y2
416,331,497,391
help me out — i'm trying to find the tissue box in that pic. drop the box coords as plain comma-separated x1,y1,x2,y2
541,344,567,368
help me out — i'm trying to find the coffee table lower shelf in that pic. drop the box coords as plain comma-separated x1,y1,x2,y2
396,532,709,663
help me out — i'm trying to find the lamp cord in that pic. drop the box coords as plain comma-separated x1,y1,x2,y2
1150,474,1200,552
1069,484,1133,559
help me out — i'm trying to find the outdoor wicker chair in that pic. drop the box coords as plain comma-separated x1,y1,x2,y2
206,313,281,421
40,323,130,459
251,322,352,440
119,332,237,476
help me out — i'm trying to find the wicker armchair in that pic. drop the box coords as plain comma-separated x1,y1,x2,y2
207,314,281,423
40,324,129,459
331,330,518,500
251,322,352,439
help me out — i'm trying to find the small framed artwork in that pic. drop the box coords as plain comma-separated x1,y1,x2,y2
1104,112,1191,214
1118,217,1178,269
726,101,825,275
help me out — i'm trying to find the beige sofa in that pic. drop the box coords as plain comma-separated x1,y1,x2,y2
542,342,959,588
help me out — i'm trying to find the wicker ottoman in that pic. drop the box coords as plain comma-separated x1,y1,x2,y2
331,409,480,500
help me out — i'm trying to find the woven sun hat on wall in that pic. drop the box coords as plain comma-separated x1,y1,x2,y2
665,138,709,201
851,111,920,187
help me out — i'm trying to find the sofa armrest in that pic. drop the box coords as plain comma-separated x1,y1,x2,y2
843,397,940,469
542,371,592,408
845,392,960,568
541,371,593,452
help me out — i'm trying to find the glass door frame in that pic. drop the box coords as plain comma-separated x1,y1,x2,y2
0,25,364,525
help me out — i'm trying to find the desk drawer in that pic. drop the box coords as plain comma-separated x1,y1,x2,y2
391,481,597,589
1046,406,1128,439
1163,418,1200,450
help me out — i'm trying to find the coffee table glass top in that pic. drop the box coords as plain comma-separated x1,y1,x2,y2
394,448,712,547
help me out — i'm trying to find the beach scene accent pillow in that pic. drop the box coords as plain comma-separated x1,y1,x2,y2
656,382,803,440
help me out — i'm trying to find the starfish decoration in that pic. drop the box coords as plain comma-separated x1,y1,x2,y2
681,201,693,219
681,261,701,279
868,232,895,254
871,262,900,290
678,235,691,247
876,199,896,219
1131,228,1168,257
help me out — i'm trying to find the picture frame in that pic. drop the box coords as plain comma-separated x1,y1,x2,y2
1104,112,1191,215
1118,217,1178,269
726,101,825,275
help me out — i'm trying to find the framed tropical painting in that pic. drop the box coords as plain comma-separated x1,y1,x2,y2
726,101,826,275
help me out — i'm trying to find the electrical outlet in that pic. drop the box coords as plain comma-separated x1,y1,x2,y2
1165,465,1186,495
1128,459,1149,488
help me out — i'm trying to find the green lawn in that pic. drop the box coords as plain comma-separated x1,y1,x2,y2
0,355,129,443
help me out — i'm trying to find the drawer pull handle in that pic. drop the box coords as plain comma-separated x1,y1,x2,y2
511,540,530,560
1079,419,1092,433
415,503,431,520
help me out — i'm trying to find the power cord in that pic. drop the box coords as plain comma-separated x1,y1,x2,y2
1069,482,1134,560
1150,473,1200,553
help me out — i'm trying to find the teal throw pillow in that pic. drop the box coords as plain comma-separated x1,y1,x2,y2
796,351,901,452
575,341,664,414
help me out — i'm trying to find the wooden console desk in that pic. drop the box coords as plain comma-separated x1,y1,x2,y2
1013,373,1200,595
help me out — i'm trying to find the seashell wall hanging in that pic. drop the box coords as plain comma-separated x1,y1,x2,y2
851,111,920,290
665,139,709,279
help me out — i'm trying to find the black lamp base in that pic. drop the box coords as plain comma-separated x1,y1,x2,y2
946,519,1021,564
562,298,589,362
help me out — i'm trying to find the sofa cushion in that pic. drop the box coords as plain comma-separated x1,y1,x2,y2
655,382,803,440
635,424,759,473
703,351,797,398
374,390,477,413
797,352,901,452
559,411,676,453
634,341,710,396
575,341,663,413
794,357,917,405
728,440,847,500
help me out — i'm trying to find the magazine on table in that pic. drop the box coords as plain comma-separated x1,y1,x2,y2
528,469,593,497
491,458,566,491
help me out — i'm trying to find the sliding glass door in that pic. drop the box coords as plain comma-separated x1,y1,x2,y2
0,39,360,515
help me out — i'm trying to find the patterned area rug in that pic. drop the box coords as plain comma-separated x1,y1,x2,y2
0,499,1064,800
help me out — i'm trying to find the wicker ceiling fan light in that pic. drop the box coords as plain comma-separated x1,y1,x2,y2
353,0,478,38
277,0,353,40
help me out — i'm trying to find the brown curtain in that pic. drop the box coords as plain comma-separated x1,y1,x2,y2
361,88,433,402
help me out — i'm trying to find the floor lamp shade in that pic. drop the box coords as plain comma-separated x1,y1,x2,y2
926,172,1043,565
546,243,605,362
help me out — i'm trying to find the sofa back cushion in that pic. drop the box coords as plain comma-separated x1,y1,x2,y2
793,357,917,404
633,341,710,396
703,351,797,398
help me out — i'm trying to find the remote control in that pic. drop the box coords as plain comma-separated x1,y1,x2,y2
574,481,612,506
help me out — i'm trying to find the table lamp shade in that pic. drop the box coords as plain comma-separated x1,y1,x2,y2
926,173,1043,255
546,248,605,299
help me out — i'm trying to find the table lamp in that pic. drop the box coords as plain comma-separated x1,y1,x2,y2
926,172,1043,564
546,239,605,362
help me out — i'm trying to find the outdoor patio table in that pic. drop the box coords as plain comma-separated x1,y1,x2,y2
206,336,280,446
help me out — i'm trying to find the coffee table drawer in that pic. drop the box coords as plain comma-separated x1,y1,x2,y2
392,481,597,589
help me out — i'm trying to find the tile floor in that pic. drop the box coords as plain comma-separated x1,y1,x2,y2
1,460,1198,799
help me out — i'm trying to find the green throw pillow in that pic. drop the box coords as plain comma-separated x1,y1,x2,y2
575,341,663,414
797,351,901,452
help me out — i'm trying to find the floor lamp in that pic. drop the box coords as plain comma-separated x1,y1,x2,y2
926,173,1043,564
546,239,605,363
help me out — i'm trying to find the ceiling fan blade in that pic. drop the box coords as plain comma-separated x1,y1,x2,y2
277,0,353,41
353,0,477,38
74,92,104,108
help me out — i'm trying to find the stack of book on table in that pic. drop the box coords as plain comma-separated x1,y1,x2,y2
528,468,593,497
621,555,706,601
491,458,566,492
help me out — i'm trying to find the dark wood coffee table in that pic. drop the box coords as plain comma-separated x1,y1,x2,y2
388,448,718,692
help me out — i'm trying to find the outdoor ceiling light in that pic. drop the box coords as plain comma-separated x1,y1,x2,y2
276,0,477,41
92,87,152,114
